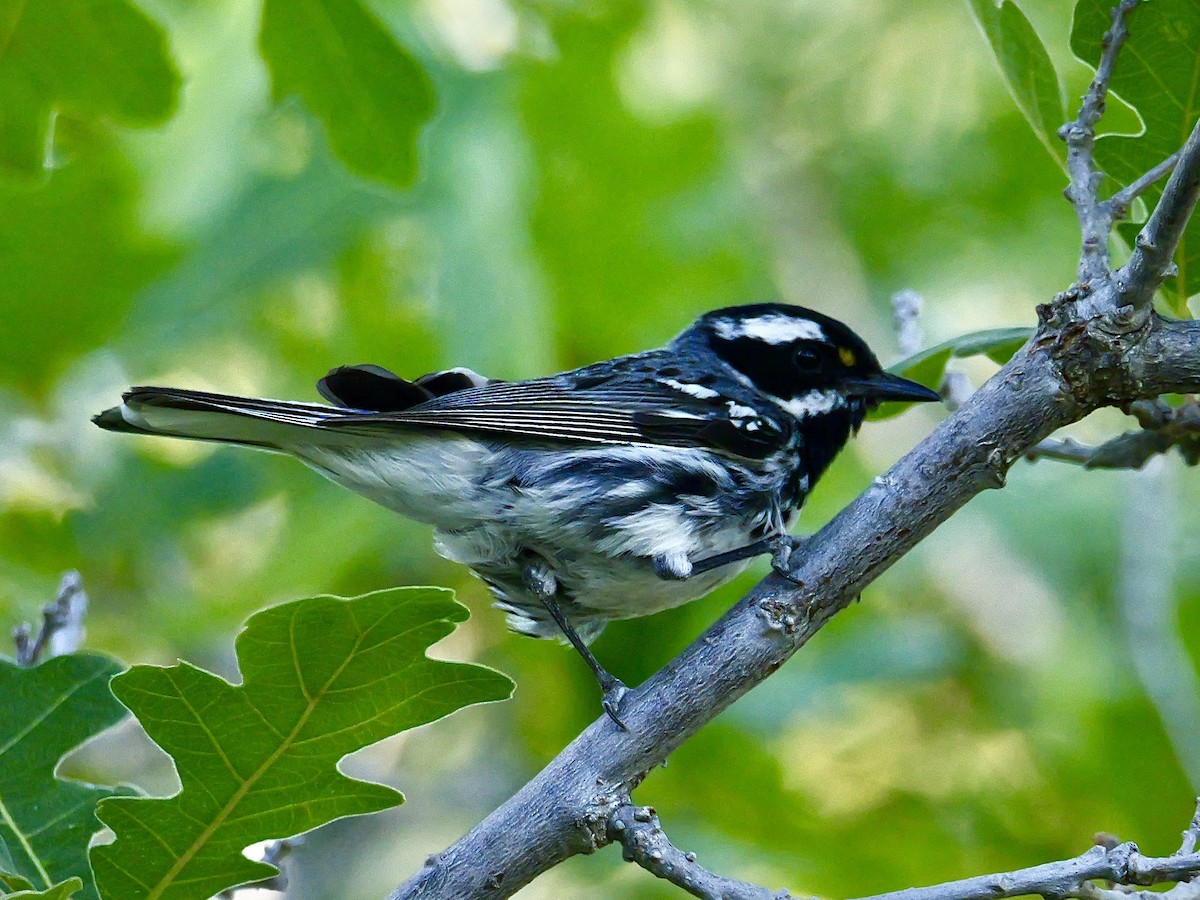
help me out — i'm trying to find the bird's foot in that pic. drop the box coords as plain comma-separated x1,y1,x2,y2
599,673,630,730
652,553,691,581
770,534,807,585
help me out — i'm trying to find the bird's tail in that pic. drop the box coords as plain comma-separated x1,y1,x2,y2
93,387,349,451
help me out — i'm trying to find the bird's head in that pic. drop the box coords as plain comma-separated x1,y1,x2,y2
681,303,941,420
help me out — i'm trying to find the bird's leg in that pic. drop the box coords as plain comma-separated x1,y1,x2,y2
659,539,773,579
521,557,629,729
654,534,807,582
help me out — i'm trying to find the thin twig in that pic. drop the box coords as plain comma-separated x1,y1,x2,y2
1077,1,1138,134
848,841,1200,900
1026,399,1200,469
608,802,791,900
1060,0,1141,285
13,571,88,667
1109,151,1182,220
1025,436,1101,465
1025,431,1172,468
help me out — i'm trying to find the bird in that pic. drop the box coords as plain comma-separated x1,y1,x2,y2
94,303,939,726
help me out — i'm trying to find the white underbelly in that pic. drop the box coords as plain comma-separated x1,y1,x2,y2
434,500,760,621
294,434,496,528
561,555,752,621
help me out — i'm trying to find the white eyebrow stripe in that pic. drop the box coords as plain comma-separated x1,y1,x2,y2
713,314,825,344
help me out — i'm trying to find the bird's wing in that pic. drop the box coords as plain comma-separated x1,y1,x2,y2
317,364,498,411
323,374,789,460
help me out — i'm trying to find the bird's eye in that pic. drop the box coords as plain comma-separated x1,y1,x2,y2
793,346,821,370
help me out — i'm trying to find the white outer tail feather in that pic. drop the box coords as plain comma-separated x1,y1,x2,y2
98,388,347,450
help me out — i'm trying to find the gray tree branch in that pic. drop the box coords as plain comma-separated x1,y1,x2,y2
1026,397,1200,470
389,2,1200,896
846,833,1200,900
1120,118,1200,309
608,804,1200,900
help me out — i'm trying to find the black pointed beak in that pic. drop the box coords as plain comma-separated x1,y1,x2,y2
840,372,942,403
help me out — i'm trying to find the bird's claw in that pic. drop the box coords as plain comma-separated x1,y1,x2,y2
600,676,630,730
770,534,806,585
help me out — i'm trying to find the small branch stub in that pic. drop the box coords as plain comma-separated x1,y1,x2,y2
608,800,793,900
1109,150,1181,220
13,571,88,667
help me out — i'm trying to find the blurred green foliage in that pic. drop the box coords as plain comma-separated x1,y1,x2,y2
0,0,178,174
1,0,1199,897
260,0,435,187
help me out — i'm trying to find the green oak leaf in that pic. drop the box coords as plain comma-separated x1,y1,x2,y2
0,655,128,900
966,0,1066,159
871,326,1033,420
0,0,179,174
259,0,435,187
1,877,84,899
1071,0,1200,311
91,587,512,900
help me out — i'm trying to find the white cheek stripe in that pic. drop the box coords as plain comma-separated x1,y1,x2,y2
714,314,825,344
779,389,843,418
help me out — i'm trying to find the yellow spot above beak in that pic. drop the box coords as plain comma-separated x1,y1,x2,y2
838,347,857,367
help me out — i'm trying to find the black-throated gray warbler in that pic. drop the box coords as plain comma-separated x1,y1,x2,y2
95,303,938,725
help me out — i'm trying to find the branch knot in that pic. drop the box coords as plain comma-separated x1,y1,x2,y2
1047,302,1155,408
